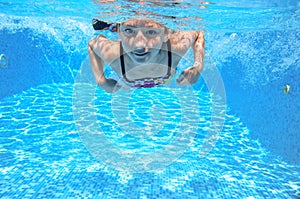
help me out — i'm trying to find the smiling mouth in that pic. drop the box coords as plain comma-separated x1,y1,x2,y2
132,52,149,57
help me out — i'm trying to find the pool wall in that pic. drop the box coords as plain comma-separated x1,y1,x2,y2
0,29,85,99
214,30,300,165
1,24,299,165
221,54,300,165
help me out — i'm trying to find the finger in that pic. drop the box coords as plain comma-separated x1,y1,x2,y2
178,78,190,86
177,72,193,85
176,71,186,84
112,87,121,93
112,83,122,93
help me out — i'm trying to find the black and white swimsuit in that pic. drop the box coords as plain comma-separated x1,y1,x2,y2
119,40,173,88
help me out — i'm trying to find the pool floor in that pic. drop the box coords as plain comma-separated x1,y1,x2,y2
0,83,300,198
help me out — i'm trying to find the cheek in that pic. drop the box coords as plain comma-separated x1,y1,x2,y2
122,37,135,50
147,37,163,49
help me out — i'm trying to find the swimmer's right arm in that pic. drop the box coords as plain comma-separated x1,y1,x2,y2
88,35,120,93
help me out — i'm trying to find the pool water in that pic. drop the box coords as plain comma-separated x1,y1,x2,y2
1,83,299,198
1,0,300,198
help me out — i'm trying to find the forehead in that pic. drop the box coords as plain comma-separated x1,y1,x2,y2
122,20,164,28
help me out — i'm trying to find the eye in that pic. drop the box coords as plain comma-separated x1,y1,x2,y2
146,30,158,36
125,28,134,34
122,28,136,36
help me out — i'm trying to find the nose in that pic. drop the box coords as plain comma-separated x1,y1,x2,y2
134,30,147,49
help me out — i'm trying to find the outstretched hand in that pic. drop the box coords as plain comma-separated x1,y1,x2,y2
176,66,201,86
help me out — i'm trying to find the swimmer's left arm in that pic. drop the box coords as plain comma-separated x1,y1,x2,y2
176,31,205,85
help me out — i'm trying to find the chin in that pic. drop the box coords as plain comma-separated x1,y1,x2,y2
133,58,150,65
130,53,152,64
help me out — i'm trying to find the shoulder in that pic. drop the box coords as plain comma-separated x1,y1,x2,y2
168,30,203,54
89,35,120,63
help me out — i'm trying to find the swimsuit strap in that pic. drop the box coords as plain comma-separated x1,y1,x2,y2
120,40,172,85
166,39,172,77
120,42,134,84
120,41,126,77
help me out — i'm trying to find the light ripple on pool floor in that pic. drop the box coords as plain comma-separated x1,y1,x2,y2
0,83,299,198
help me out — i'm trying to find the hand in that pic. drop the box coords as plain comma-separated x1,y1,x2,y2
98,78,121,93
176,66,201,86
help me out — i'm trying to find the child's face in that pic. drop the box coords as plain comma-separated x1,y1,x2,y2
119,19,167,64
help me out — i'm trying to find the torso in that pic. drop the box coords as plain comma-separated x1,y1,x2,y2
100,33,191,85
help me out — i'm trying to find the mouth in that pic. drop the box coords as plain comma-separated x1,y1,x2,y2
132,51,149,58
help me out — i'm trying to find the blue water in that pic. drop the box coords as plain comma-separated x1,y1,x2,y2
1,0,300,198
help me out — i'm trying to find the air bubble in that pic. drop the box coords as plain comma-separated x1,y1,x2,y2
230,33,238,39
0,54,8,68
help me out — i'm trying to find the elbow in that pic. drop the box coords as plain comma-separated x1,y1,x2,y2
88,36,100,52
88,40,95,53
193,31,204,44
198,31,205,48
